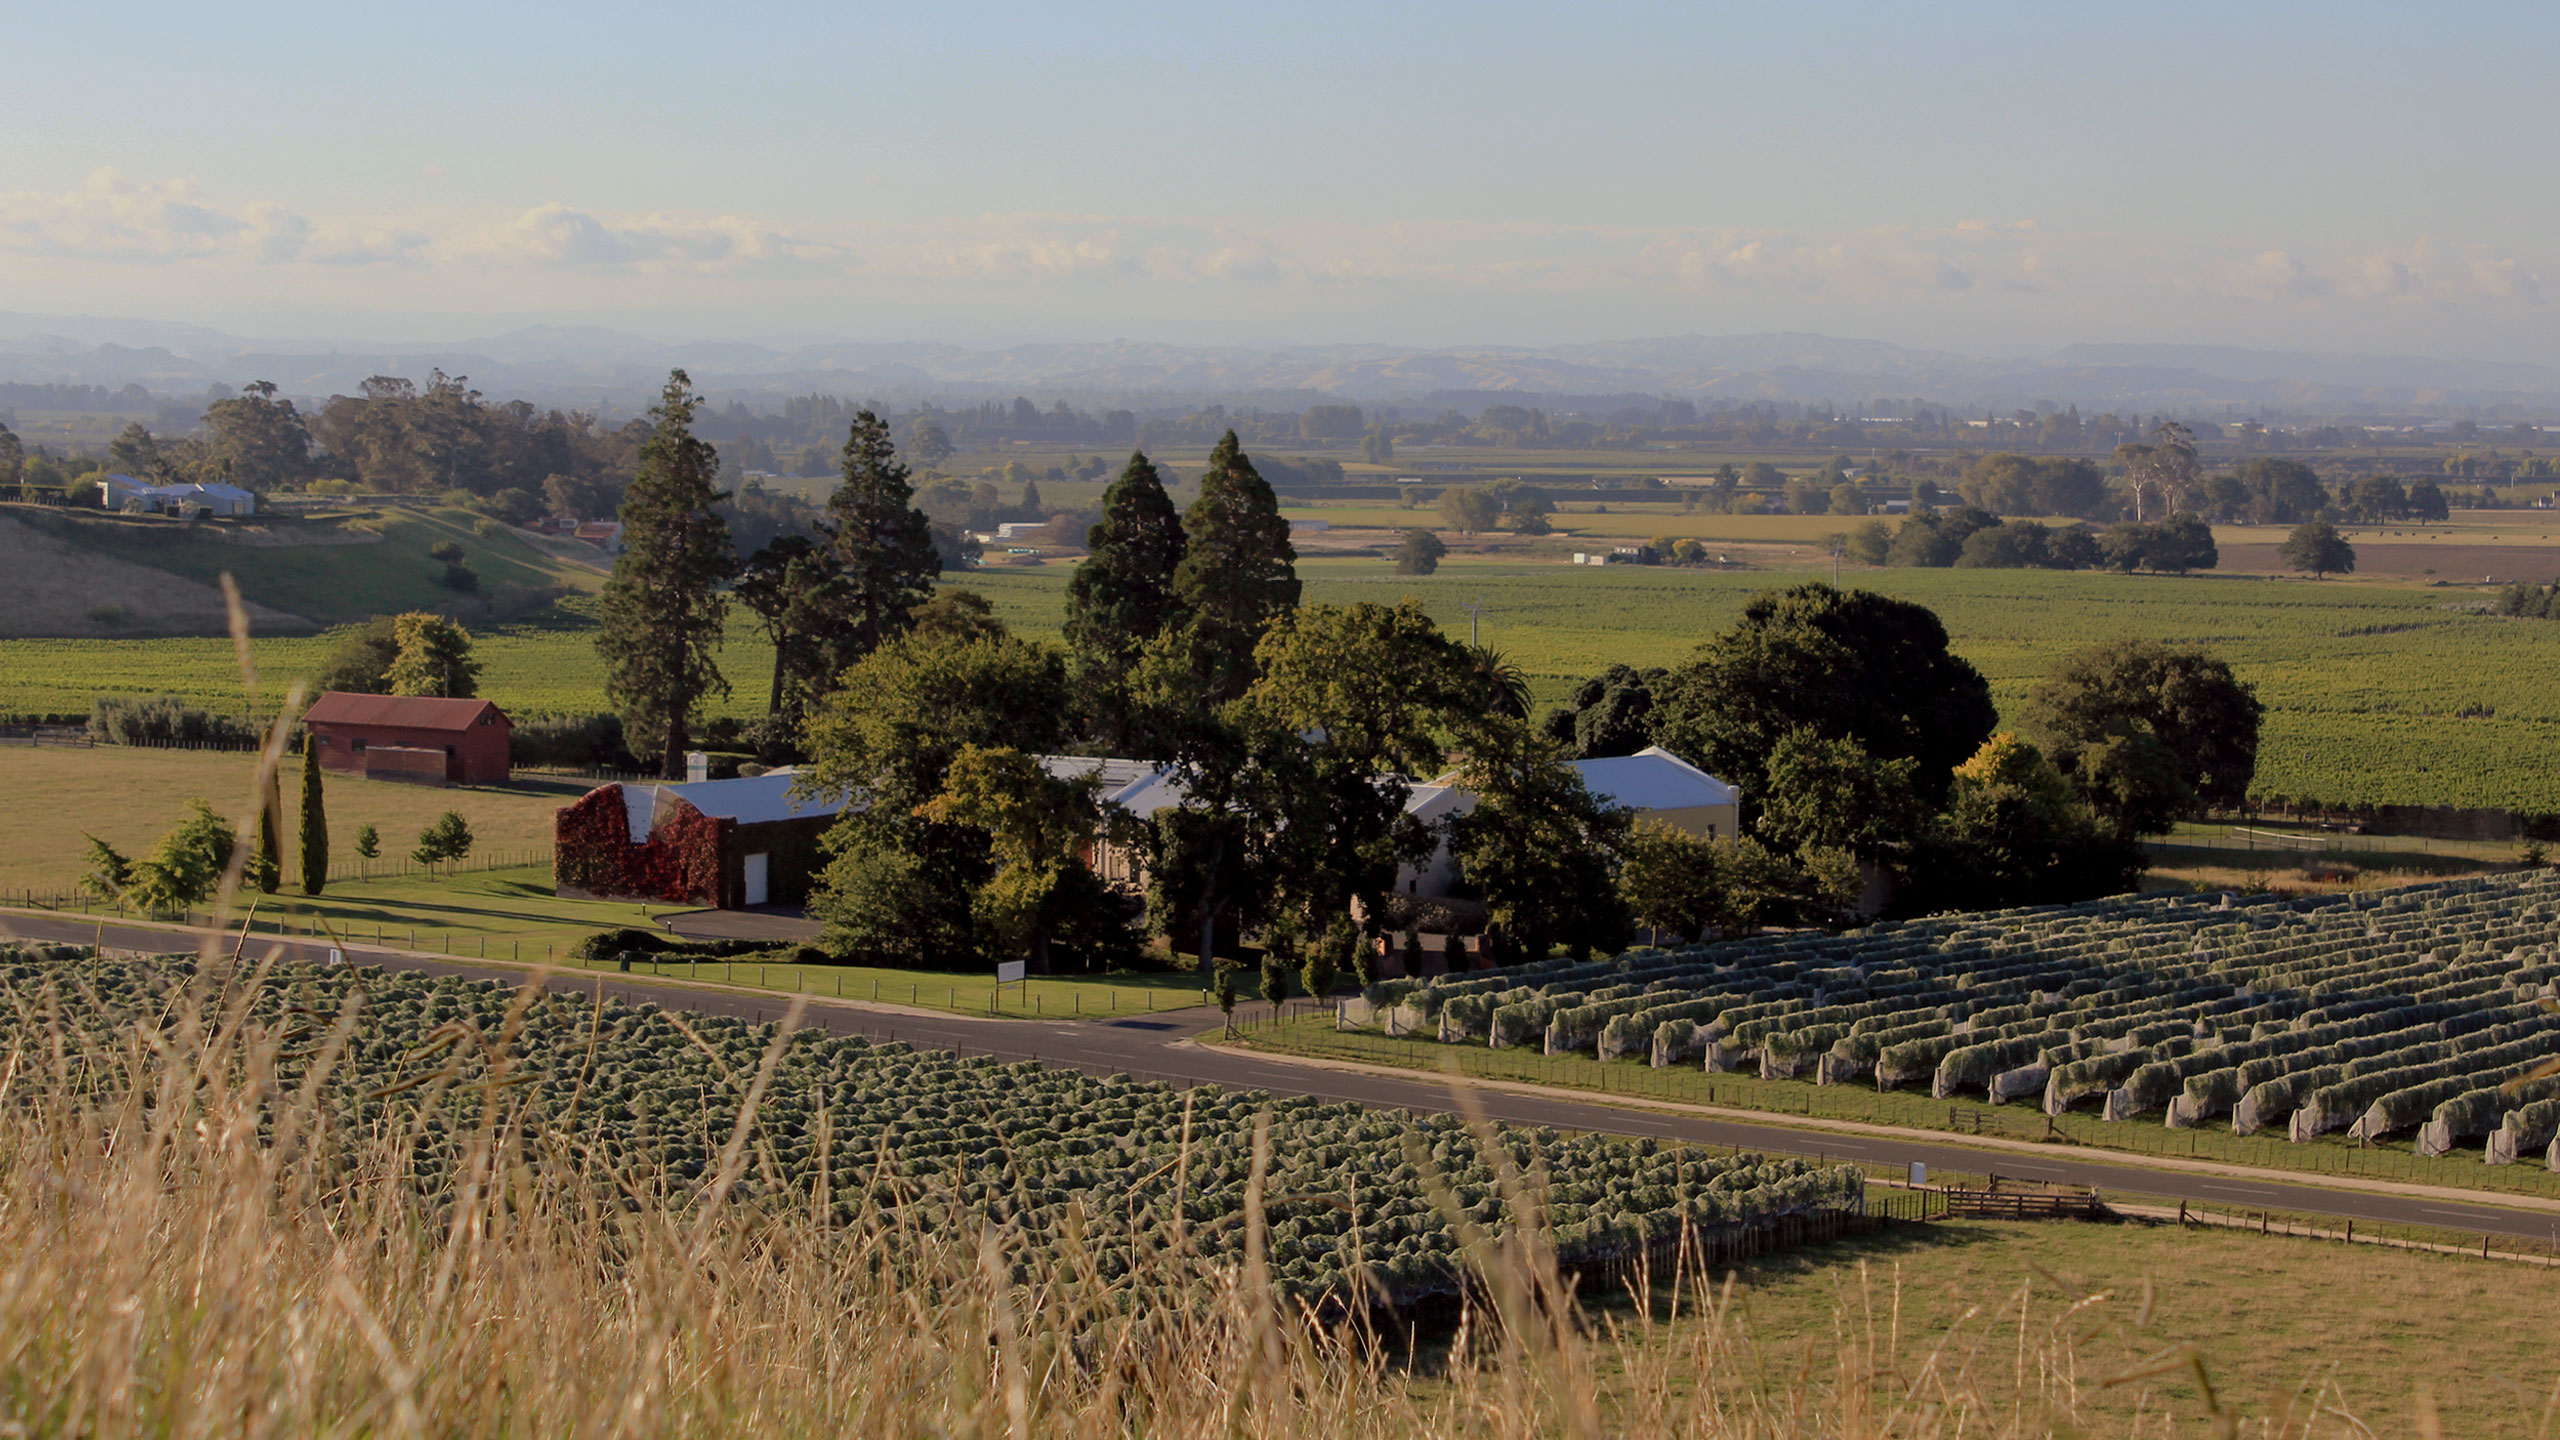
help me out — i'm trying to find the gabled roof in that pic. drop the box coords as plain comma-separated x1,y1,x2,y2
1568,746,1739,809
304,691,506,732
623,769,854,840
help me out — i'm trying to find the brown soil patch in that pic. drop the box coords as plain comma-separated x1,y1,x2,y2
0,512,311,638
2218,540,2560,584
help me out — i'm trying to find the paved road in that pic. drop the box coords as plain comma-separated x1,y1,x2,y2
10,911,2560,1248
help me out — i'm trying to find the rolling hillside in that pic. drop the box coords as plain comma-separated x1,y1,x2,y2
0,503,603,638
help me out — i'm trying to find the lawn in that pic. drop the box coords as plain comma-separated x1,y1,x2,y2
1224,1014,2560,1203
0,743,573,894
1618,1216,2560,1436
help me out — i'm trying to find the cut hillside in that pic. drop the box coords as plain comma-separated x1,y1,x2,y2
0,512,309,638
0,504,601,635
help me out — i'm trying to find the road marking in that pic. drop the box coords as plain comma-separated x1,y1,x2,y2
2423,1207,2487,1218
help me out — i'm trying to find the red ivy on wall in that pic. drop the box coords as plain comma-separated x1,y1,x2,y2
554,785,728,906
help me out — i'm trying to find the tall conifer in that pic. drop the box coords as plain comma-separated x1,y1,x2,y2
823,410,941,675
297,737,328,895
600,370,737,779
253,773,282,894
1064,450,1187,667
1171,431,1299,704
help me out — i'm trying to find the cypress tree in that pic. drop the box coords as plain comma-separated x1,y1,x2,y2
1171,431,1299,703
600,370,737,780
823,410,941,674
1063,450,1187,667
298,737,328,895
253,773,282,894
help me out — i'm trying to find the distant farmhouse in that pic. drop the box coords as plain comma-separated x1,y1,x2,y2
304,692,512,787
97,474,257,517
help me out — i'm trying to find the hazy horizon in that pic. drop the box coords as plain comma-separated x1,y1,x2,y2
9,1,2557,362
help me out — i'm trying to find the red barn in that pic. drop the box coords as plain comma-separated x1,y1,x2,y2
304,692,512,786
553,772,848,909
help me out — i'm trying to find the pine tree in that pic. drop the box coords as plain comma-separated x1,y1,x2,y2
599,370,737,780
822,410,941,674
1171,431,1299,703
1063,450,1188,667
298,737,328,895
253,773,282,894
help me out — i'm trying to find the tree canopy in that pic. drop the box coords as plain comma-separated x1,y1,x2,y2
2020,639,2262,835
2279,521,2355,579
1063,451,1188,668
598,371,736,778
1651,583,1997,811
1169,431,1299,704
821,410,942,672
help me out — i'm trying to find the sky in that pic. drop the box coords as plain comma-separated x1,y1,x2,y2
5,0,2556,357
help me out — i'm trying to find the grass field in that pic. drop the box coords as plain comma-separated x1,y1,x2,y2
1652,1215,2560,1436
7,530,2560,809
10,503,601,625
1224,1014,2560,1202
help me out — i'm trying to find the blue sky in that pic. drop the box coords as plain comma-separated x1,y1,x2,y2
6,1,2554,354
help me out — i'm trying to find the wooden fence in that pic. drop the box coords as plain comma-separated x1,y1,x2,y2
5,847,557,915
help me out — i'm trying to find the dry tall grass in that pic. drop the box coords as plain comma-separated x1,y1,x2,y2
0,939,2464,1439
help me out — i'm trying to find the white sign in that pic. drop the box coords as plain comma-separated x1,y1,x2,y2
996,960,1027,984
1908,1161,1927,1187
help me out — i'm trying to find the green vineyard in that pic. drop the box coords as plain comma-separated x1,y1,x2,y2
1355,872,2560,1166
0,950,1862,1308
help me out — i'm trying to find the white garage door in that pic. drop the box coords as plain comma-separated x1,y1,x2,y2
742,852,770,907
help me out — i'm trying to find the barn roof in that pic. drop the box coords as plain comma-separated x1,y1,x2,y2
304,692,506,731
1568,746,1739,809
623,769,854,841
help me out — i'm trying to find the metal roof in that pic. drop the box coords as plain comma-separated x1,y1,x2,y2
1567,746,1739,809
303,692,506,732
628,769,853,840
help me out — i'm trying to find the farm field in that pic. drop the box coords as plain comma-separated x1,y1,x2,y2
1645,1215,2560,1437
9,546,2560,810
0,743,571,892
1305,872,2560,1196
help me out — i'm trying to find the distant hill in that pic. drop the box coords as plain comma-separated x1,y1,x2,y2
0,503,600,638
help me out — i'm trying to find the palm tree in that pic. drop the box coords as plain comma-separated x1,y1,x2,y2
1468,646,1531,720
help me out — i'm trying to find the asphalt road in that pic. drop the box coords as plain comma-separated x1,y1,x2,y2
10,911,2560,1248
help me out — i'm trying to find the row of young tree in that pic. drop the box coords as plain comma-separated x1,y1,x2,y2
78,742,476,915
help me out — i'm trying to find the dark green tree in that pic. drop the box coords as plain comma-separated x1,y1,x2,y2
1063,451,1188,668
599,370,736,780
2021,640,2262,836
909,588,1008,644
800,633,1071,968
1444,719,1632,963
202,381,314,491
253,774,282,895
298,738,328,895
1170,432,1300,704
314,616,400,694
821,410,941,674
2279,521,2355,579
1392,528,1446,575
1754,728,1924,859
734,535,845,727
0,421,23,484
1651,584,1996,813
1539,664,1667,759
413,811,474,870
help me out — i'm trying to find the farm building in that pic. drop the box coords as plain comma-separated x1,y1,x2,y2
1393,746,1740,900
96,476,258,517
303,692,511,786
554,771,850,910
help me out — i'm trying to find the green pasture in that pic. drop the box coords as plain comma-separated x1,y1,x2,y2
13,504,599,625
7,553,2559,809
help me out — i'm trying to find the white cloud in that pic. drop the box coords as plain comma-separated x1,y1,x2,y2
0,174,2547,340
